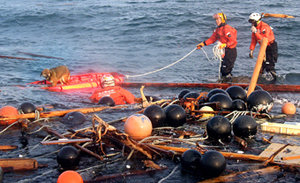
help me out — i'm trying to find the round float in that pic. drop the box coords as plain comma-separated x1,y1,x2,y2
19,102,36,114
178,89,190,100
206,116,231,141
98,96,115,106
226,86,247,101
164,104,186,127
181,149,202,174
143,105,166,128
62,112,86,126
247,90,273,113
232,99,247,111
200,150,226,178
282,102,296,115
207,88,228,99
124,114,153,140
0,106,19,125
57,170,83,183
233,115,258,138
57,146,80,170
199,106,214,120
209,93,232,111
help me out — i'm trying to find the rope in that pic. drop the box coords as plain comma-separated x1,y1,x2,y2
158,165,179,183
213,42,225,80
125,48,196,78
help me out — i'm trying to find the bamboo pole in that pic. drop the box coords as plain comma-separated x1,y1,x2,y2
0,145,18,151
0,105,127,121
41,138,93,145
0,55,37,60
0,158,38,172
199,166,280,183
247,37,269,97
262,13,295,18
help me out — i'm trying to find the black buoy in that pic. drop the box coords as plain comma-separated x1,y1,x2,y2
19,102,36,114
183,92,200,100
206,116,231,141
57,146,80,170
225,86,247,101
207,88,228,99
62,112,86,126
247,90,273,113
209,93,232,111
232,99,247,111
233,115,258,138
200,150,226,178
181,149,202,174
178,89,190,100
245,85,263,93
164,104,186,127
143,105,166,128
98,96,115,106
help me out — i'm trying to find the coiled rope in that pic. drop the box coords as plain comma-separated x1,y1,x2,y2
125,48,197,78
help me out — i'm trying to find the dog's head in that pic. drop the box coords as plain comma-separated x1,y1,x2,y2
41,69,51,80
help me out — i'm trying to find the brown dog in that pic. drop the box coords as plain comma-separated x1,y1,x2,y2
41,65,70,86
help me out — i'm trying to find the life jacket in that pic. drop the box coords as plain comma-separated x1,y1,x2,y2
250,21,275,50
205,24,237,49
90,86,135,105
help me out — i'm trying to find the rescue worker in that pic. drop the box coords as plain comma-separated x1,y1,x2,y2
248,12,278,81
90,74,135,105
197,13,237,82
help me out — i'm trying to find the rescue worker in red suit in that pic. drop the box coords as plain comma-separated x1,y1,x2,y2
248,12,278,81
197,13,237,82
90,74,135,105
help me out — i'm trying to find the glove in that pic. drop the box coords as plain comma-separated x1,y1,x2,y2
219,43,226,49
197,42,205,49
249,50,254,59
251,26,257,33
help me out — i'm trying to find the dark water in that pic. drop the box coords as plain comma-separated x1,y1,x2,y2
0,0,299,182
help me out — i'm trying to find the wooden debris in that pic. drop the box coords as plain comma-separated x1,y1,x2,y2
199,166,281,183
0,105,127,121
0,158,38,172
0,145,18,151
93,115,160,159
41,138,93,145
261,122,300,136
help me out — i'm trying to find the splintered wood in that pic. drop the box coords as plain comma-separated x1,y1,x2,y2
259,143,300,165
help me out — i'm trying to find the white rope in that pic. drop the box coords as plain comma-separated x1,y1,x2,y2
158,165,179,183
125,48,196,78
213,42,225,80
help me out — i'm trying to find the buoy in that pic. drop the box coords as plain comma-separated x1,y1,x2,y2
247,90,273,113
57,170,83,183
245,85,263,93
98,96,115,106
206,116,231,141
233,115,258,138
207,88,228,99
19,102,36,113
62,112,86,126
57,146,80,170
282,102,296,115
143,105,166,128
164,104,186,127
200,150,226,178
232,99,247,111
181,149,202,174
199,106,214,120
124,114,153,140
183,92,200,100
226,86,247,101
178,89,190,99
209,93,232,111
0,106,19,125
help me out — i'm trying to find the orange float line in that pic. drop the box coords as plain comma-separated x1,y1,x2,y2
262,13,295,18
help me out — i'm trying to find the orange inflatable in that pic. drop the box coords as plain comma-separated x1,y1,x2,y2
124,114,153,140
57,170,83,183
0,106,19,125
282,102,296,115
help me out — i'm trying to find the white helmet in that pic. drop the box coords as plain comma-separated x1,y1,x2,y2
101,74,115,87
249,13,261,22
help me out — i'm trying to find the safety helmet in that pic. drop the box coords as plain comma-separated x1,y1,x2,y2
101,74,115,87
213,13,227,24
249,13,261,23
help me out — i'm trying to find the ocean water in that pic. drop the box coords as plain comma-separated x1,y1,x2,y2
0,0,299,182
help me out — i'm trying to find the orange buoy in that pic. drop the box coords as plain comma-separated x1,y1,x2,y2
0,106,19,125
282,102,296,115
57,170,83,183
124,114,153,140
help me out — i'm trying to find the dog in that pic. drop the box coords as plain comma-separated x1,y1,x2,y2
41,65,70,86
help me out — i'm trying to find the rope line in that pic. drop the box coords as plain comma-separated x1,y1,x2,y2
125,48,197,78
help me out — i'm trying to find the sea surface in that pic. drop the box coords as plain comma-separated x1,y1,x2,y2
0,0,299,182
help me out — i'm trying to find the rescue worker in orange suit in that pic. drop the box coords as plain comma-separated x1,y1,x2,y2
248,12,278,81
90,74,135,105
197,13,237,82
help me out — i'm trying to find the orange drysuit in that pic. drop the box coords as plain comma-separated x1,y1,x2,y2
205,24,237,49
250,21,275,50
90,86,135,105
